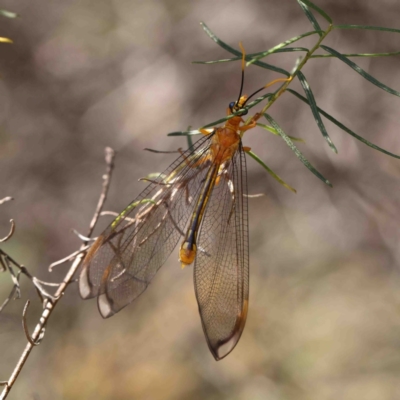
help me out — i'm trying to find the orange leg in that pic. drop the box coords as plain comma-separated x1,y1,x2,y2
263,77,292,90
238,112,261,132
238,122,256,132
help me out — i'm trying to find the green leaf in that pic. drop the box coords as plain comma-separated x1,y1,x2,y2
201,115,235,130
246,150,296,193
112,199,157,229
287,88,400,159
257,123,305,142
186,125,194,149
193,57,242,65
0,9,18,18
144,148,179,154
272,47,310,54
200,22,290,76
311,51,400,58
263,113,332,187
141,172,167,181
321,45,400,97
334,25,400,34
193,47,309,65
247,31,322,66
243,92,273,110
186,134,193,149
168,130,202,137
297,71,337,153
297,0,322,35
298,0,332,24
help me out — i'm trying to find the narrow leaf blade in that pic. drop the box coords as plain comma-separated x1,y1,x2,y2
247,31,322,65
246,150,296,193
297,0,322,35
321,45,400,97
264,113,332,187
297,71,337,153
334,25,400,34
200,22,290,76
168,130,202,137
298,0,332,23
287,88,400,159
311,51,400,59
186,126,194,149
193,47,310,65
257,123,305,142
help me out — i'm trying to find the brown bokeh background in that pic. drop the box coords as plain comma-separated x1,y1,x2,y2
1,0,400,399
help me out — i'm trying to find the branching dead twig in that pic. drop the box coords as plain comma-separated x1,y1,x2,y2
71,228,96,243
0,252,57,307
22,300,44,346
0,220,15,243
0,147,115,399
48,246,90,271
0,256,21,313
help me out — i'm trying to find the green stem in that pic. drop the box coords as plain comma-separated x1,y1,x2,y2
253,23,334,120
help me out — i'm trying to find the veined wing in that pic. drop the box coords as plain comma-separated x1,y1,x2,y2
194,142,249,360
79,132,215,318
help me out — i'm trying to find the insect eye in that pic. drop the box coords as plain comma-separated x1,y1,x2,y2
229,102,235,109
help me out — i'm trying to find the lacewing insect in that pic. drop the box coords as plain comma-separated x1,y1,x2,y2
79,44,282,360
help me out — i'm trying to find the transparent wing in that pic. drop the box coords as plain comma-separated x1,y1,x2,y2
79,133,214,318
194,143,249,360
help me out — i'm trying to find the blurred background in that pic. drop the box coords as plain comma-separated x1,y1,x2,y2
1,0,400,399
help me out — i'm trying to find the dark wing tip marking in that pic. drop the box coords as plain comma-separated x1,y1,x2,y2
205,299,249,361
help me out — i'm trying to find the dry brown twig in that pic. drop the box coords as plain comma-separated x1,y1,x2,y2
0,147,115,399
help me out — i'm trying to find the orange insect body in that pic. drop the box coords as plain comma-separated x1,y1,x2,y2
178,94,258,269
212,126,239,162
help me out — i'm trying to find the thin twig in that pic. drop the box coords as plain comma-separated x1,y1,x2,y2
100,211,137,223
2,257,21,300
48,246,90,271
243,193,265,198
71,229,96,243
22,300,44,346
100,211,119,217
0,282,18,313
0,255,57,302
0,220,15,243
0,147,115,400
19,266,55,300
144,148,180,154
0,197,13,205
32,277,61,287
87,147,115,236
138,178,171,186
